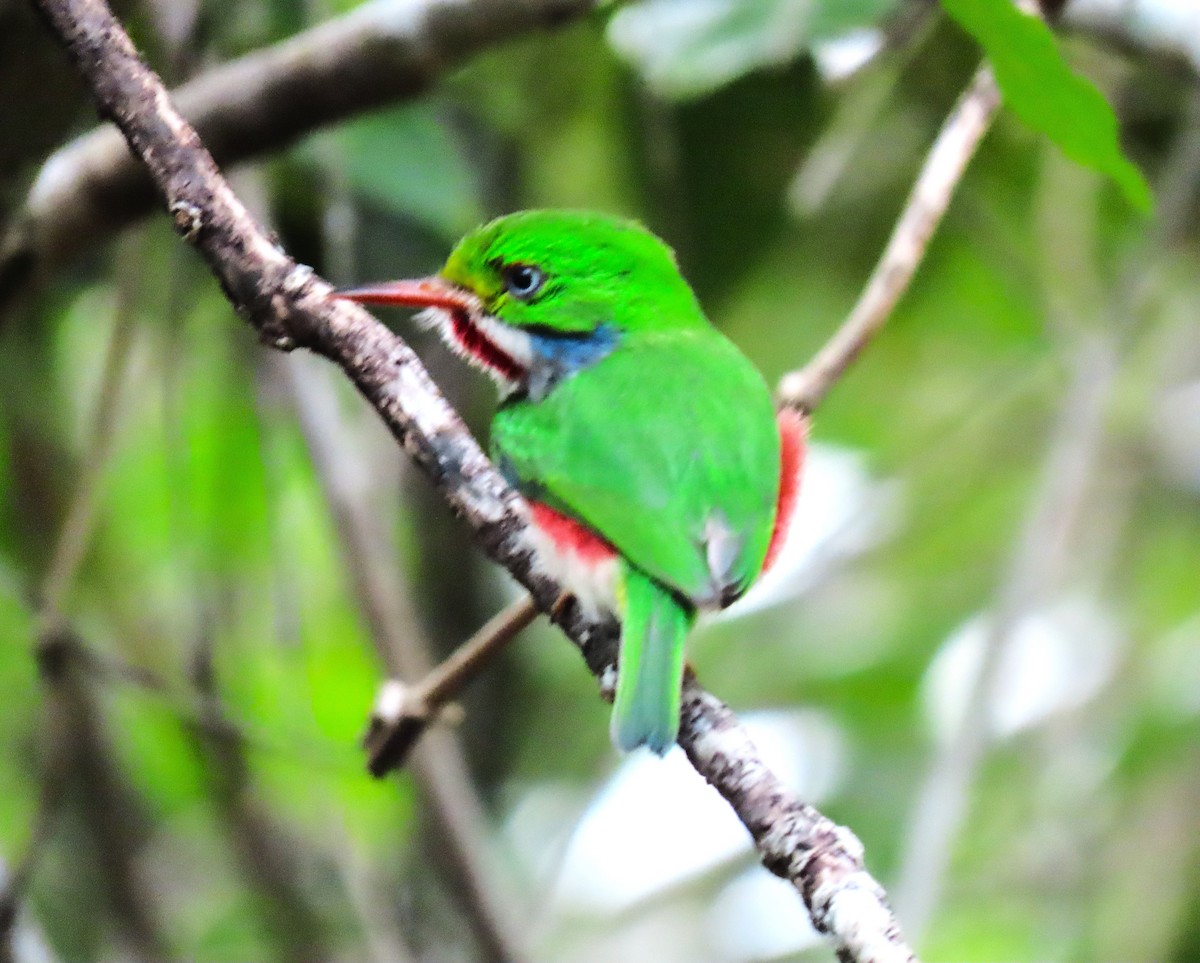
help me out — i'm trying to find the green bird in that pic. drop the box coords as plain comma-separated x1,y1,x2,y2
338,210,805,754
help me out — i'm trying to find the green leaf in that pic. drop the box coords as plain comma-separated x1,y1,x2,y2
607,0,898,100
942,0,1152,212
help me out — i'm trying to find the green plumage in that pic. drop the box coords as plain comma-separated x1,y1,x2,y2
491,330,777,605
446,211,781,752
610,566,693,753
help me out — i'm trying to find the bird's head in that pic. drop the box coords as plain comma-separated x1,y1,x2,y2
336,210,704,396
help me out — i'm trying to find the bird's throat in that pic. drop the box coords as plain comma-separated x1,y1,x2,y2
447,308,527,385
435,309,618,402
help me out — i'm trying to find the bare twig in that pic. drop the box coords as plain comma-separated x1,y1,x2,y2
362,595,540,776
0,681,66,956
37,235,140,616
777,64,1001,412
29,1,915,959
894,87,1200,945
0,0,593,313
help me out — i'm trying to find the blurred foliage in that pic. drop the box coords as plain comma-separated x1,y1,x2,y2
1,0,1200,961
942,0,1153,210
606,0,898,98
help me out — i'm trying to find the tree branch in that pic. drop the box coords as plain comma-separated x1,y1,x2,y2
777,64,1001,412
892,331,1120,942
188,639,337,963
0,0,592,313
29,0,916,959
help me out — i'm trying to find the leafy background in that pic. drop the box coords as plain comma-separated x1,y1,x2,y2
1,0,1199,961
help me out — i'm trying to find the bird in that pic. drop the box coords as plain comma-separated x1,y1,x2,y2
337,210,805,754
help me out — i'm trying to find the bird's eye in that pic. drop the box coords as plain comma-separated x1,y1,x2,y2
501,263,546,301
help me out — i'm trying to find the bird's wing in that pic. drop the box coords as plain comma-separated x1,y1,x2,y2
492,330,779,607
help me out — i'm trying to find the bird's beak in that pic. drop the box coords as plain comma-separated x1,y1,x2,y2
334,276,477,312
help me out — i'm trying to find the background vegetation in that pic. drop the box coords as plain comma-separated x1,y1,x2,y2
1,0,1198,960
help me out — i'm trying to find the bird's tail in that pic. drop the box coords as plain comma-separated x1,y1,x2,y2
611,565,694,755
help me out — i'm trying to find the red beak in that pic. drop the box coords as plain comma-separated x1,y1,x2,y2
334,276,476,312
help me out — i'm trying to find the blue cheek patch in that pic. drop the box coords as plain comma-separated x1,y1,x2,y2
524,324,619,401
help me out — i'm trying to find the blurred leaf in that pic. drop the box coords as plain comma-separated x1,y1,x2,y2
942,0,1152,212
326,104,484,239
303,611,377,745
0,579,36,853
109,694,209,813
607,0,896,99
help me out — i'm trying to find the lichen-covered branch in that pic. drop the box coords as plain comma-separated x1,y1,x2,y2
29,0,916,959
680,678,913,963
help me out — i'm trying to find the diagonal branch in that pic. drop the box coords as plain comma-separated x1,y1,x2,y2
1,236,140,950
26,626,173,962
29,0,916,960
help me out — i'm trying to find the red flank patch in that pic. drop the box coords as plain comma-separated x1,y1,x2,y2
529,501,618,564
763,408,808,574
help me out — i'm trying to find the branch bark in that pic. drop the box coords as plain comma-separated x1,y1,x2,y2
0,0,592,313
28,0,915,960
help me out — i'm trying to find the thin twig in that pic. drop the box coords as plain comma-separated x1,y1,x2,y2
777,64,1001,412
29,627,173,962
31,1,916,958
363,595,540,776
894,88,1200,945
36,235,140,616
188,638,335,963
